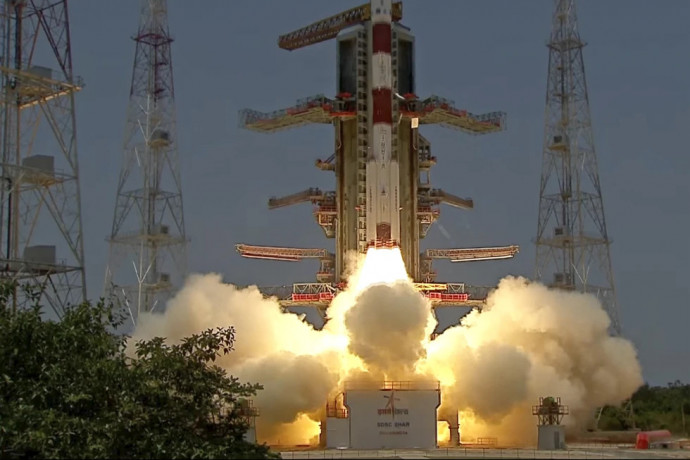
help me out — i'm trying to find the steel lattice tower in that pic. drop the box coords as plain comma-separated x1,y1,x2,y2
535,0,620,333
105,0,186,324
0,0,86,315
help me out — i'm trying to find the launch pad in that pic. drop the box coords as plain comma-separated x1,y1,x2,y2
323,381,441,450
236,0,518,314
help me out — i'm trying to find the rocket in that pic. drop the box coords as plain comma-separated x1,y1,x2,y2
366,0,400,249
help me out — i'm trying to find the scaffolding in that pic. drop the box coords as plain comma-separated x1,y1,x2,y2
400,95,506,134
241,281,490,313
0,0,87,315
105,0,188,324
237,1,515,313
424,245,520,262
239,93,505,136
278,1,404,51
532,396,569,426
534,0,620,333
239,94,355,133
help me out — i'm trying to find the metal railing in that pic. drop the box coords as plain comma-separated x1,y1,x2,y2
344,380,440,391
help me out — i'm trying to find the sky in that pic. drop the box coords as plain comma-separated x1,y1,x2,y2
67,1,689,386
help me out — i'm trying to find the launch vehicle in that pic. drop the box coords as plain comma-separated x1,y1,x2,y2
365,0,400,249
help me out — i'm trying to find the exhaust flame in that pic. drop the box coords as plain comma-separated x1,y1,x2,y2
355,247,409,290
131,248,643,446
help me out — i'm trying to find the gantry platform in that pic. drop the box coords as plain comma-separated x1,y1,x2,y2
240,282,492,317
239,93,505,135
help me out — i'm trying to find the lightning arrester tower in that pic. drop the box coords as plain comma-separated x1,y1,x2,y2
0,0,86,315
535,0,620,333
106,0,187,324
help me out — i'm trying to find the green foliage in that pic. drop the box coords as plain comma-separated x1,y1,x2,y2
598,381,690,435
0,284,279,459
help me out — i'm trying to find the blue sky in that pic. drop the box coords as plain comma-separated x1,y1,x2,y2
69,1,689,386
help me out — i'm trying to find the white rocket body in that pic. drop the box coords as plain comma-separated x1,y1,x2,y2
366,0,400,249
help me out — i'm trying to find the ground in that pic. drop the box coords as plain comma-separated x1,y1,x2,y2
277,444,690,459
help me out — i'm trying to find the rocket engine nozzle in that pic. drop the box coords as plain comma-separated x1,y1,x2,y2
366,223,399,248
376,223,391,241
366,239,400,250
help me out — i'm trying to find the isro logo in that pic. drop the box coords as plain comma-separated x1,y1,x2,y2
377,390,409,419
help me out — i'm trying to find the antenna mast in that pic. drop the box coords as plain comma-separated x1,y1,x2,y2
535,0,620,333
0,0,86,315
106,0,187,324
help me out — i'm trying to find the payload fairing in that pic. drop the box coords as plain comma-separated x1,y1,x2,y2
365,0,400,249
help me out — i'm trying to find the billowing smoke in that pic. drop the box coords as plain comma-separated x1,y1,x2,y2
130,256,643,446
423,276,643,444
131,274,339,444
134,274,327,363
344,280,434,379
234,351,337,443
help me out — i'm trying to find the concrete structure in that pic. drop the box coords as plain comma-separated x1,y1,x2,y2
322,381,440,450
537,425,566,450
323,417,349,449
235,0,518,317
532,396,569,451
441,410,460,446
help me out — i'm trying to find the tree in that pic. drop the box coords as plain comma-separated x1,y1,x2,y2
598,382,690,435
0,284,278,459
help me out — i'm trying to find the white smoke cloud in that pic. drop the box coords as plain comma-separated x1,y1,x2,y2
235,351,337,442
426,336,532,423
133,274,327,365
130,265,643,447
130,273,341,444
344,281,435,379
425,276,643,444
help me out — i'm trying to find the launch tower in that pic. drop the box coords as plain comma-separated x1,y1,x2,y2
237,1,517,314
105,0,187,324
535,0,620,333
0,0,86,315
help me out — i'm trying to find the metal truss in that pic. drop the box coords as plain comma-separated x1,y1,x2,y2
535,0,620,333
278,1,403,51
235,244,331,261
400,95,506,135
237,1,512,309
248,282,490,311
424,245,520,262
240,93,506,136
0,0,86,316
105,0,187,325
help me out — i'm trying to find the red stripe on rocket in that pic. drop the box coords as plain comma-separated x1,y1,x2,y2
366,0,400,250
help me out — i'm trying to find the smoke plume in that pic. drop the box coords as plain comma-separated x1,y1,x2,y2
344,280,434,379
234,351,337,443
424,276,643,444
130,257,643,446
